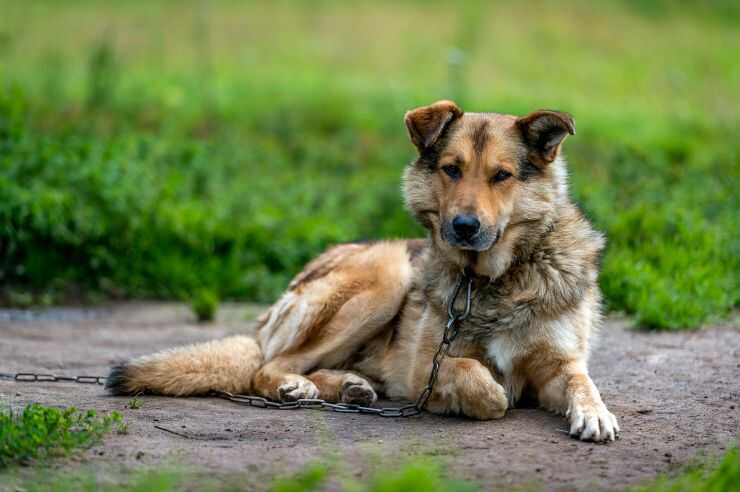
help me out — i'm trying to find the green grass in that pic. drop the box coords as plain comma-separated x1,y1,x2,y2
272,461,476,492
13,470,181,492
10,460,477,492
190,288,219,323
0,0,738,329
0,403,123,467
271,464,329,492
633,446,739,492
9,447,739,491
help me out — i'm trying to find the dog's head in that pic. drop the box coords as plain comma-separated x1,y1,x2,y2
403,100,574,275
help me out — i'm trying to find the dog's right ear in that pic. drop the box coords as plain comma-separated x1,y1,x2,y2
516,110,575,166
405,100,463,152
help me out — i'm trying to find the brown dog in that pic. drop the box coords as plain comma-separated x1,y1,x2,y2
107,100,619,442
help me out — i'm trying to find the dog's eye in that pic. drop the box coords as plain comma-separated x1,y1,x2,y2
442,165,462,180
493,170,513,183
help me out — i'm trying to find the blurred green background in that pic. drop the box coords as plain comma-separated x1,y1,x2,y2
0,0,737,329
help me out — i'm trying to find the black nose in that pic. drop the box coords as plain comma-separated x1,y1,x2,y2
452,214,480,240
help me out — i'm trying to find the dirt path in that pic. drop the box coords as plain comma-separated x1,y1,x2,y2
1,303,738,491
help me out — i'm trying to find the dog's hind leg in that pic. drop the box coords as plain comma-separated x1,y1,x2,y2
253,366,378,404
253,241,415,402
252,288,399,402
307,369,377,405
250,354,320,402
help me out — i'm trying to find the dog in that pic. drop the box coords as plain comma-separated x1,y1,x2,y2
107,100,619,442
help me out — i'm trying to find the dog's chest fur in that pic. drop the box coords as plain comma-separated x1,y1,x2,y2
416,209,604,401
451,285,533,388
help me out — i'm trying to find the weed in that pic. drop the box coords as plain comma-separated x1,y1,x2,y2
0,403,123,467
271,459,477,492
190,288,219,323
116,422,129,435
14,470,180,492
632,446,739,492
86,35,117,109
5,447,739,491
353,460,477,492
272,464,328,492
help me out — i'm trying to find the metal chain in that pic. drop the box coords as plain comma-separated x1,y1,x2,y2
0,272,474,418
0,372,106,384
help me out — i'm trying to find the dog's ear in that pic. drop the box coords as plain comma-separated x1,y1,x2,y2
516,110,575,165
405,100,463,152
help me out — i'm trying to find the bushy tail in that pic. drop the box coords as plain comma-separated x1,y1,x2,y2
106,335,263,396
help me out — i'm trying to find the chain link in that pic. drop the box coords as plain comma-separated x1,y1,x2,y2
0,272,474,418
0,372,106,384
210,391,425,417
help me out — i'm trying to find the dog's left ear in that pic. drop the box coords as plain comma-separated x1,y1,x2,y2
516,110,575,165
405,100,464,152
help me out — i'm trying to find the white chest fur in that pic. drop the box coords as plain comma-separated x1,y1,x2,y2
486,333,517,378
485,331,521,404
484,305,589,406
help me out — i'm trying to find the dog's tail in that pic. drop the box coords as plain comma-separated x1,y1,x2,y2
106,335,263,396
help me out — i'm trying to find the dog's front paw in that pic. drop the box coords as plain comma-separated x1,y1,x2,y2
427,358,507,420
568,401,619,442
462,364,508,420
278,375,319,402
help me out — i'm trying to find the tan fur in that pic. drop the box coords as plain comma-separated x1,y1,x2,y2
109,336,262,396
108,101,619,442
306,369,378,405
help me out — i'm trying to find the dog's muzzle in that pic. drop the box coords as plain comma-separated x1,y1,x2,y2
442,215,500,251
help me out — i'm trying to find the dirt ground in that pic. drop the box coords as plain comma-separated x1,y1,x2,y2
1,303,738,491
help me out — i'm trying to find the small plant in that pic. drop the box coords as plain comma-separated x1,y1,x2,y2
127,397,142,410
271,464,328,492
6,289,34,308
632,446,739,492
116,422,129,435
359,460,477,492
0,403,123,467
86,35,117,108
14,470,180,492
190,289,219,323
270,460,477,492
